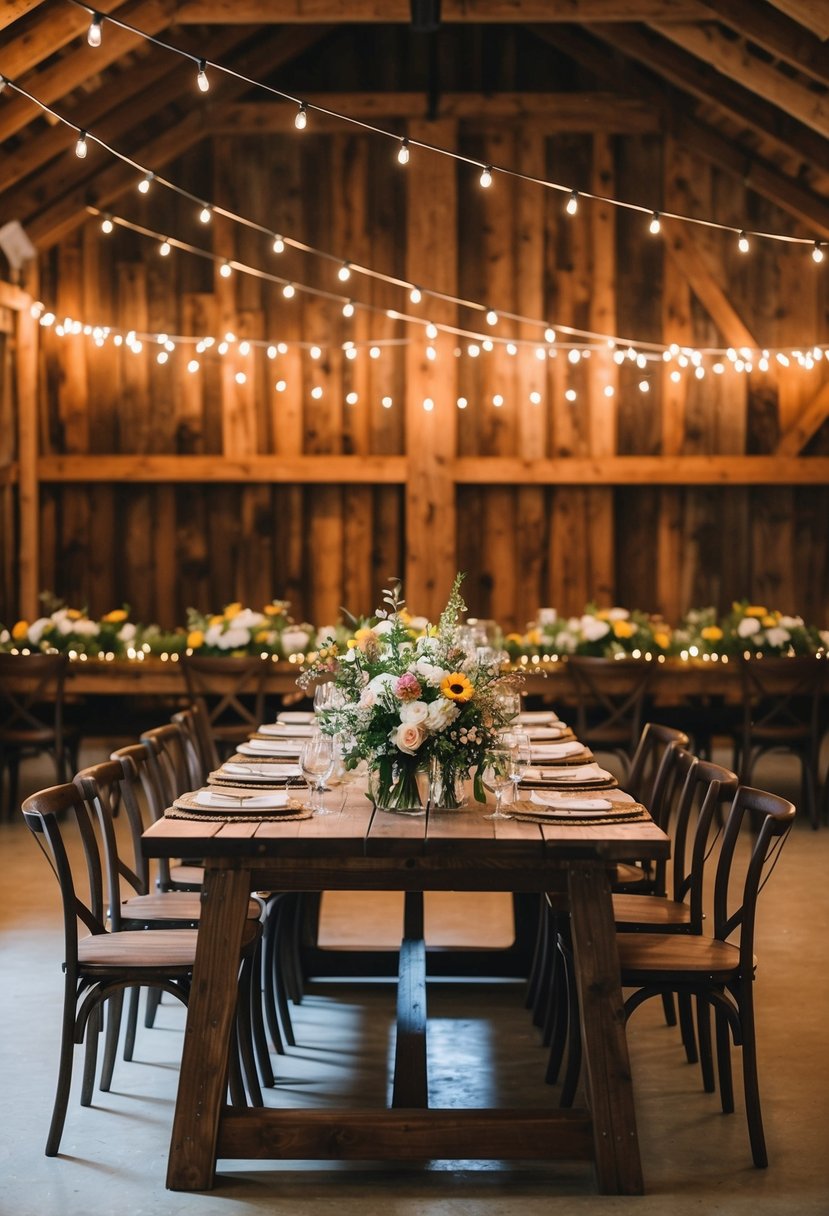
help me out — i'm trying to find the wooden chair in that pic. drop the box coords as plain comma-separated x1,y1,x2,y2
180,654,269,760
0,652,79,818
736,656,825,829
566,656,654,780
170,704,211,786
613,724,691,896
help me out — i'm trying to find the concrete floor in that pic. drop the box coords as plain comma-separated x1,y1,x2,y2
1,742,828,1216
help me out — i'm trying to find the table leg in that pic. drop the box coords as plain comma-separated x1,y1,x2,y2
392,891,428,1108
167,863,252,1191
567,863,645,1195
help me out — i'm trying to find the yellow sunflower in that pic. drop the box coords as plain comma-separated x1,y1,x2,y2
441,672,474,702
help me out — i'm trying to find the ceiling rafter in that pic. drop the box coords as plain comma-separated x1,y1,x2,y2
170,0,711,23
765,0,829,42
700,0,829,87
0,0,136,82
0,0,47,32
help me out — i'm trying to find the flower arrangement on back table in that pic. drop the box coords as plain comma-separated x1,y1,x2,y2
298,575,519,810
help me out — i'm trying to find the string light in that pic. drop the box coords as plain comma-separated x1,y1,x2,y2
87,13,103,46
409,286,422,304
649,211,661,235
199,204,211,223
187,359,199,373
423,397,435,411
295,102,307,130
100,215,113,234
397,139,410,165
75,131,88,159
346,391,358,404
566,191,578,216
457,396,468,409
159,239,171,256
282,283,295,298
219,260,232,277
196,60,209,92
813,242,825,264
138,171,153,194
544,328,556,344
338,262,351,282
479,165,493,189
425,323,438,341
738,231,750,254
342,300,355,318
235,371,247,385
486,310,498,326
565,388,577,402
272,234,285,254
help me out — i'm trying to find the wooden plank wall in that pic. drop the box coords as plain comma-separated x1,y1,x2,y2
9,119,829,630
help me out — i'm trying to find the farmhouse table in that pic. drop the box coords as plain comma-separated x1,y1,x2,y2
142,783,670,1195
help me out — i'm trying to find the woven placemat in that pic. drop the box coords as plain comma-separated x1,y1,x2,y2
508,801,649,825
208,773,306,791
529,749,595,766
521,776,619,791
167,788,313,822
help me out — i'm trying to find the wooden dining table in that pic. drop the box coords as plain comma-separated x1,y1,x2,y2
142,783,670,1195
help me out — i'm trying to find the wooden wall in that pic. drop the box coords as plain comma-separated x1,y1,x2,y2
3,95,828,629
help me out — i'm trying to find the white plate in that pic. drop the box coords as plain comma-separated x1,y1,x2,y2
238,740,302,757
277,711,315,724
257,723,317,738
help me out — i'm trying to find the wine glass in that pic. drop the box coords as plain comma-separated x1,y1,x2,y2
496,688,522,726
504,729,531,800
482,745,514,821
300,734,335,815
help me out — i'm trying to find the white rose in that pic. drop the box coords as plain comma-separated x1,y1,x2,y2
280,628,310,655
408,616,429,632
737,617,761,638
607,607,630,621
400,700,429,725
56,615,76,636
117,622,137,642
230,609,266,631
205,624,224,647
373,619,394,635
216,627,251,650
367,672,397,696
72,619,100,637
764,627,791,649
537,607,557,625
778,616,803,629
580,616,610,642
414,657,448,686
426,698,459,733
27,617,51,645
415,635,440,656
394,722,425,754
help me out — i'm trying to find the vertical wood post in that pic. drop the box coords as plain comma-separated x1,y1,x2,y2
404,120,458,620
16,296,39,619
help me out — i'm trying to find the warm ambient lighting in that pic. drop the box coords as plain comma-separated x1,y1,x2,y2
138,171,153,194
196,60,209,92
813,242,825,264
338,262,351,282
199,205,211,223
295,103,307,130
100,216,113,234
738,230,750,254
159,239,171,257
219,261,232,277
87,13,103,47
649,211,661,235
75,131,88,159
566,190,578,216
272,234,285,253
397,139,410,165
409,286,422,304
479,165,493,189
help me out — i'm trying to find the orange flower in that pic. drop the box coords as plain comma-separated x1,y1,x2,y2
701,625,723,642
440,672,474,702
101,608,127,624
612,620,636,639
11,620,29,640
187,629,205,649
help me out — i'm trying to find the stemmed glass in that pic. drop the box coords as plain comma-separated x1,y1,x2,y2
300,733,336,815
482,744,514,821
504,728,531,802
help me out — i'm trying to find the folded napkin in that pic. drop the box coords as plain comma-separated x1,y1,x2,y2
525,726,568,741
530,740,585,760
257,723,317,738
518,711,560,725
277,711,315,724
524,762,611,783
221,761,302,779
529,792,613,811
195,787,291,809
239,739,302,756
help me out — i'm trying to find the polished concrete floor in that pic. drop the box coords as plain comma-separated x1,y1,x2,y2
1,742,828,1216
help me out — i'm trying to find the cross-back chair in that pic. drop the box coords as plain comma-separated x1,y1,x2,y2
0,652,79,818
566,656,654,779
180,654,269,760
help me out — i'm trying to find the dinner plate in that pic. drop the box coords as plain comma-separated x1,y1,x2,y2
517,711,560,725
238,739,303,757
257,722,318,738
277,711,315,724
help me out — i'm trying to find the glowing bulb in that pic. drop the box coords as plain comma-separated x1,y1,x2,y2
603,385,615,398
266,345,277,360
492,394,504,407
467,343,480,358
738,230,750,254
506,343,517,356
480,165,493,189
482,339,493,352
295,103,307,130
409,286,422,304
345,347,357,360
342,300,355,318
381,395,393,409
486,309,498,326
101,216,113,234
425,323,438,340
398,139,410,165
311,385,323,399
275,379,287,392
75,131,88,159
695,365,705,379
813,242,825,264
199,205,211,223
544,327,556,344
369,346,381,359
217,341,228,355
196,60,209,92
219,261,232,278
338,262,351,282
282,283,295,298
423,397,435,411
426,345,436,361
235,371,247,385
457,396,468,409
713,362,724,374
639,379,650,392
649,211,661,235
568,349,581,364
238,340,251,356
535,346,546,361
159,239,171,257
157,351,168,365
346,391,358,405
272,234,285,254
310,345,322,360
87,14,102,46
670,369,681,383
529,391,541,405
138,172,153,194
565,388,577,402
566,190,578,216
187,359,199,373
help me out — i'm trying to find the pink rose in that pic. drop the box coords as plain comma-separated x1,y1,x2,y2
395,672,422,702
394,722,425,755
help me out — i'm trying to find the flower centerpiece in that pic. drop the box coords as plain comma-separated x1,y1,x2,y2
721,601,825,657
183,599,315,658
0,595,139,658
298,575,519,811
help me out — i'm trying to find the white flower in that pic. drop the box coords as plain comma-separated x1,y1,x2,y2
580,616,610,642
394,722,425,754
607,607,630,621
358,686,377,709
281,628,310,655
778,616,803,629
72,618,100,638
737,617,761,638
367,672,397,696
117,622,137,642
229,608,266,631
400,700,429,725
373,619,394,635
216,627,251,650
426,698,459,733
343,647,359,662
567,616,581,631
27,617,52,645
204,624,224,647
537,608,557,625
414,657,448,686
408,615,429,632
315,625,338,646
415,635,440,656
764,627,791,649
55,614,77,636
819,630,829,648
556,630,578,654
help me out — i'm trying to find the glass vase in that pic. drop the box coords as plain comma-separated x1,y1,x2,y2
427,754,467,810
367,754,424,814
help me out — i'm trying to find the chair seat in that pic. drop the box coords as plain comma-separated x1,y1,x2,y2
612,862,652,889
78,928,199,968
618,933,755,983
613,893,693,930
120,892,262,923
169,863,206,887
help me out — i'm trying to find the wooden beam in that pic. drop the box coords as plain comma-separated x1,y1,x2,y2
210,94,659,134
701,0,829,86
0,282,32,312
652,21,829,136
776,380,829,454
37,454,409,482
0,1,46,30
0,463,19,487
16,302,39,618
765,1,829,41
34,453,829,485
0,0,131,83
173,1,710,23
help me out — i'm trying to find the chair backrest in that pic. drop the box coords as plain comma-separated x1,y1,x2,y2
0,652,69,740
566,657,654,756
22,783,109,972
713,786,796,972
170,705,210,786
74,758,149,927
627,722,691,808
670,756,739,930
739,656,825,737
140,722,194,800
180,655,268,752
110,741,172,888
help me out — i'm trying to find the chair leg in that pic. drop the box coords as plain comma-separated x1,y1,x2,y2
738,981,768,1168
237,955,263,1107
80,1004,102,1107
559,939,582,1109
285,892,307,1004
249,938,275,1088
525,896,547,1010
100,989,124,1092
45,973,79,1156
661,990,678,1028
144,985,162,1028
262,906,286,1057
123,985,140,1061
543,939,568,1084
273,902,296,1047
694,995,714,1090
715,1006,734,1114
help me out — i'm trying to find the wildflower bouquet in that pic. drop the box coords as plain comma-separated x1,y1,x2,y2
184,600,314,658
721,602,824,657
299,575,518,810
0,596,138,657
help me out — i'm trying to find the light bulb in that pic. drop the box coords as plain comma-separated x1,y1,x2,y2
649,211,661,235
738,230,750,254
639,379,650,392
565,388,577,402
566,190,578,216
813,242,824,264
157,351,168,365
409,285,422,304
480,165,493,189
187,359,199,373
425,322,438,340
486,309,498,326
426,345,436,361
235,371,247,385
275,379,287,392
492,394,504,407
568,349,581,364
219,261,232,278
199,205,211,223
282,283,295,298
381,395,393,408
338,262,351,282
695,365,705,379
159,239,171,257
272,234,285,254
295,103,307,130
138,172,153,194
604,385,615,398
311,385,323,399
544,327,556,344
398,139,410,165
468,343,480,358
506,343,517,356
457,397,468,409
238,340,251,356
529,391,541,405
342,300,355,318
369,346,381,359
75,131,88,159
310,345,321,360
423,397,435,411
101,216,113,234
346,391,358,405
87,14,102,47
196,60,209,92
